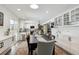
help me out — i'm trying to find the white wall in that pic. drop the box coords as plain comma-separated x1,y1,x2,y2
0,5,19,38
0,5,20,52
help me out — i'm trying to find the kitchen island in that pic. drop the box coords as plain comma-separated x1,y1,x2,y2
36,34,56,55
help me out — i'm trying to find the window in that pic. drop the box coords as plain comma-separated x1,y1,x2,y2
0,12,4,26
10,20,15,25
10,20,15,30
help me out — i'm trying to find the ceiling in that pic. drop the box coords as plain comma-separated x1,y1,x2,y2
2,4,79,23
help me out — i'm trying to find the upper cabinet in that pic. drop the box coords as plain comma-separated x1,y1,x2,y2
71,8,79,22
54,16,63,27
54,18,58,27
71,10,75,22
58,16,63,26
53,7,79,28
63,12,70,25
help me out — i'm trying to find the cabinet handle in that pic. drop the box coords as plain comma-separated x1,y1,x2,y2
68,37,71,42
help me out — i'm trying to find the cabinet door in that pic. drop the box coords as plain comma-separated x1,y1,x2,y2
58,16,63,26
71,8,79,24
54,16,63,27
63,12,70,25
57,29,71,54
71,36,79,54
54,18,58,27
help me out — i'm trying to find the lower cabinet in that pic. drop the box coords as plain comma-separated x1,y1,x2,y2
55,45,71,55
37,42,54,55
0,36,16,55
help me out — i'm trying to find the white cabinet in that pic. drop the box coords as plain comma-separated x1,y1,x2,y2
0,35,16,54
54,16,63,27
53,7,79,27
71,8,79,22
55,27,79,55
70,36,79,54
50,6,79,55
63,13,70,25
55,29,71,54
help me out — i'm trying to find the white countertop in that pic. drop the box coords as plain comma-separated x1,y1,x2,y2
0,34,16,54
20,32,26,35
0,35,15,41
36,34,55,43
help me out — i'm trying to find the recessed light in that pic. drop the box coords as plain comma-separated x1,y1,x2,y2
17,9,21,11
46,11,49,14
30,4,39,9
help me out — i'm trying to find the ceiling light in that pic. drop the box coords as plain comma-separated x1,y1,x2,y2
46,11,49,14
30,4,39,9
17,9,21,11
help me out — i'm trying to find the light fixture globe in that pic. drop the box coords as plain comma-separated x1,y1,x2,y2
30,4,39,9
17,9,21,11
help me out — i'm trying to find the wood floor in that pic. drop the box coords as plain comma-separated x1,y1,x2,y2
7,40,28,55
